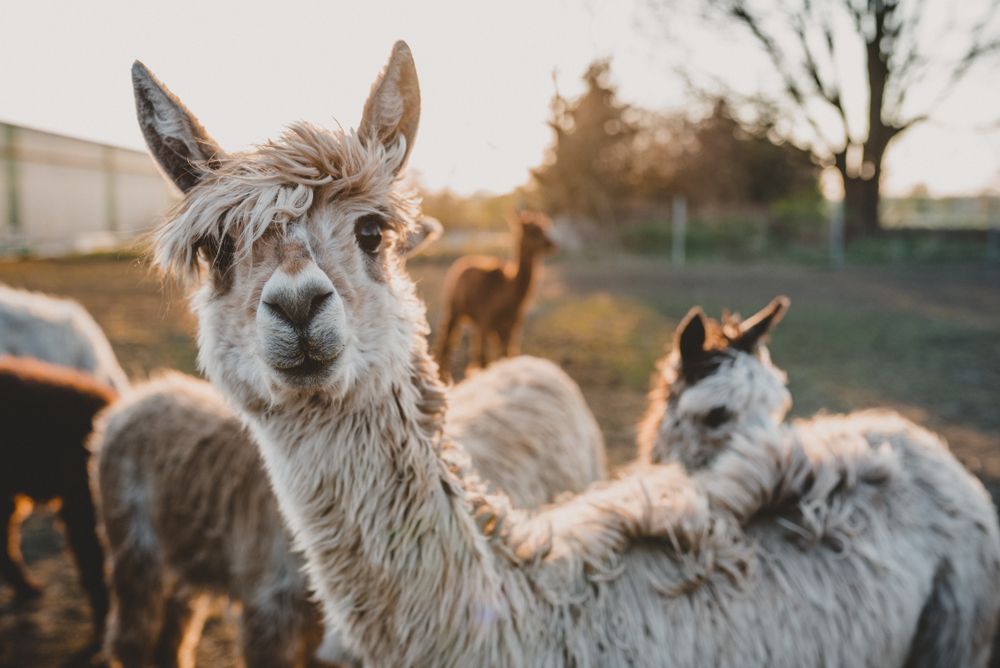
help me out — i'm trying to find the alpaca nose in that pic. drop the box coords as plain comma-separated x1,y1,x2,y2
264,287,333,330
262,278,335,330
264,284,333,329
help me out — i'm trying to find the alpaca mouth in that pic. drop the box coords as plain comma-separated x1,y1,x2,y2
264,330,344,384
284,356,329,376
271,349,341,386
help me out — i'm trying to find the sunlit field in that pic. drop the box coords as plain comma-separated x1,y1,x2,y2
1,251,998,666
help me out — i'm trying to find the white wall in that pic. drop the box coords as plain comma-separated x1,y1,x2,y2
1,123,177,255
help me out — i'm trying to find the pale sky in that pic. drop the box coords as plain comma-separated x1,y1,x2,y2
2,0,998,197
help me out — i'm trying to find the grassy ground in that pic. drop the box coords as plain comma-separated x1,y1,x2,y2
1,253,998,666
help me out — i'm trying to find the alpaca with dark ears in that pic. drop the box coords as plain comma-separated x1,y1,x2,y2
640,297,1000,664
435,210,556,378
638,296,791,468
0,356,114,650
140,42,1000,666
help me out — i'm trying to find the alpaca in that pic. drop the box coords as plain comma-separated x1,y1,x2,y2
137,42,1000,666
0,356,114,649
0,284,130,393
637,296,792,469
638,297,1000,662
93,373,329,668
95,359,604,668
435,210,556,378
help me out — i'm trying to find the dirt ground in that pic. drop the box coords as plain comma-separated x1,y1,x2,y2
1,253,998,666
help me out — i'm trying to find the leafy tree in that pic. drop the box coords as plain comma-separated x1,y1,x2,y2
533,60,637,225
673,100,819,207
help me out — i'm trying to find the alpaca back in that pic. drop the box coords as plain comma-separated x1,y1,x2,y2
659,408,1000,667
499,410,1000,667
447,355,606,507
0,284,129,393
791,410,1000,665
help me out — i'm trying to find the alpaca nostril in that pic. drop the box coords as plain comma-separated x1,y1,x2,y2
264,287,334,330
264,300,294,326
308,291,334,321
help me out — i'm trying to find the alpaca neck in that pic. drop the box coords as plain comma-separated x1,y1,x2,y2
510,242,538,302
246,348,509,663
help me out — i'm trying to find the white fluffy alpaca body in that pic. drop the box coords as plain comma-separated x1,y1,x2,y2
447,356,606,507
639,299,1000,665
0,284,129,392
135,43,999,667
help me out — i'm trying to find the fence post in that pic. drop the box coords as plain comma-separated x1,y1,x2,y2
672,195,686,267
829,199,845,269
103,145,119,236
2,123,20,237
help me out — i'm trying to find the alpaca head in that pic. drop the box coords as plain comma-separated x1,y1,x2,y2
136,42,436,406
514,210,557,257
639,296,792,468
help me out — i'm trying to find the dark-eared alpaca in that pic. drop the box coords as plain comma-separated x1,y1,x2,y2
0,356,114,649
435,209,555,378
638,297,1000,665
138,41,1000,666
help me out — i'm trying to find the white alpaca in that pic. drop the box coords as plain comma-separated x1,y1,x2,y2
95,358,604,668
639,297,1000,661
0,284,129,392
136,42,1000,666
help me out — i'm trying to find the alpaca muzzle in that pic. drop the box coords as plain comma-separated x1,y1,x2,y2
257,265,345,383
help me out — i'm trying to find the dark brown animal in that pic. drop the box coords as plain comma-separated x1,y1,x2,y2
0,355,115,648
435,211,556,378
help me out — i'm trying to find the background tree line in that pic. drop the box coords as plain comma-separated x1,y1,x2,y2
424,59,822,243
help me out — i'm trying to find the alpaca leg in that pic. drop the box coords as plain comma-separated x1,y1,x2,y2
0,495,42,600
59,479,110,646
475,328,493,369
105,540,166,668
154,588,207,668
903,560,996,668
240,595,310,668
498,323,522,358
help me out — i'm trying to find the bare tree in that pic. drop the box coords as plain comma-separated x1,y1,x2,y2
650,0,1000,236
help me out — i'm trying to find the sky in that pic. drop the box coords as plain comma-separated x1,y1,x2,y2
1,0,998,197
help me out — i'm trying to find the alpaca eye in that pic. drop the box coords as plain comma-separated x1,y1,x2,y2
355,215,384,255
703,406,733,428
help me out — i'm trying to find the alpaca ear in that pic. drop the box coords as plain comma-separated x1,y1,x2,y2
676,307,707,364
404,216,442,257
359,41,420,174
132,61,224,193
733,296,789,352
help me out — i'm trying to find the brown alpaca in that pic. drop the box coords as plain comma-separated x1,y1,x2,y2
436,210,556,378
0,355,114,649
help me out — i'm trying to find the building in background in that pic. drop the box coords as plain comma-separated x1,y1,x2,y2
882,196,999,229
0,122,175,256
